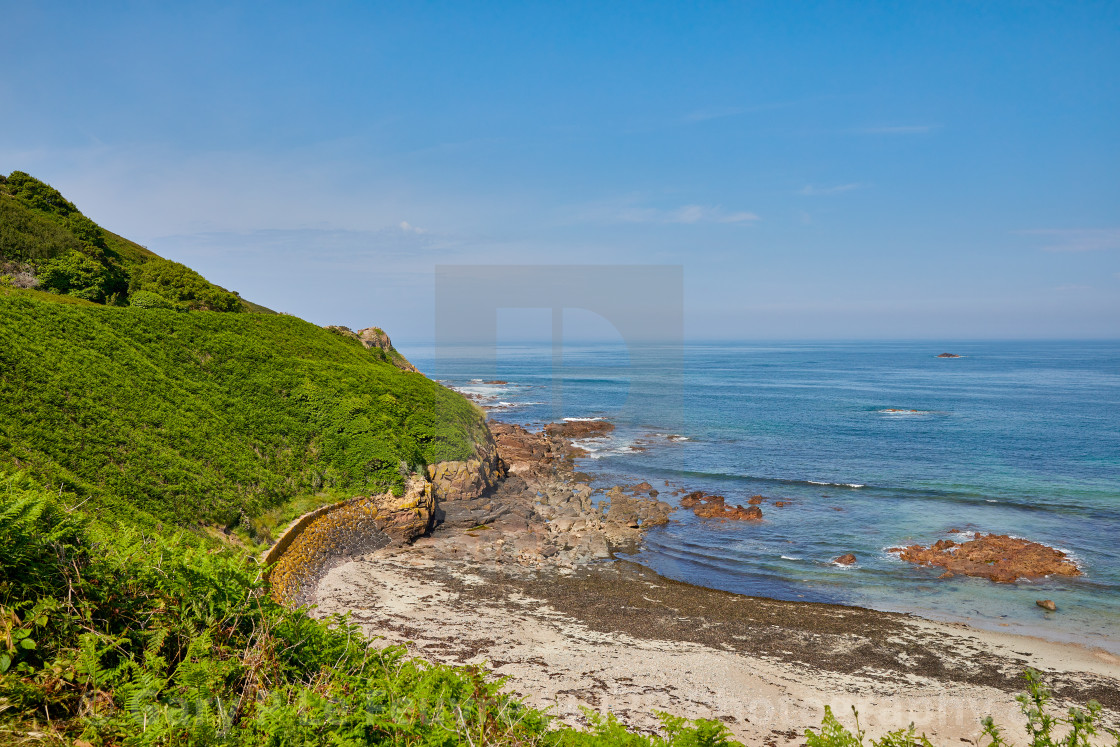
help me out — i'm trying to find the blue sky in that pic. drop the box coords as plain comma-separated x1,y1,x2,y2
3,1,1118,339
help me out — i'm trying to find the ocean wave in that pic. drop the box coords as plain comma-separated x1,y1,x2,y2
878,408,934,415
570,435,644,459
807,480,865,488
564,416,607,422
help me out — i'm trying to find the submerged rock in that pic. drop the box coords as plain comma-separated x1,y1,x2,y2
1037,599,1057,611
835,553,857,566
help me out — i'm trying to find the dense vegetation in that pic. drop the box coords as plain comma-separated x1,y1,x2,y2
0,290,488,530
0,171,259,311
0,474,744,746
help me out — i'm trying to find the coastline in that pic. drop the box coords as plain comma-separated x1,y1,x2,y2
291,413,1120,740
313,546,1120,743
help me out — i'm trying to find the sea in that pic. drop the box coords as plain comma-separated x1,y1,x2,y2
400,340,1120,653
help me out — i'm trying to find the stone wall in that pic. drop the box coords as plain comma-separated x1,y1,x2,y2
265,475,435,603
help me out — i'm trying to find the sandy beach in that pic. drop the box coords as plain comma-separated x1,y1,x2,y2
267,417,1120,744
312,544,1120,744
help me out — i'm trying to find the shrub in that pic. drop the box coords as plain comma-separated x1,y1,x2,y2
66,212,108,250
3,171,78,218
36,250,117,302
129,258,242,312
129,289,175,310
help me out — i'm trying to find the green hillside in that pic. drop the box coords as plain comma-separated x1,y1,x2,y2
0,171,266,312
0,289,486,530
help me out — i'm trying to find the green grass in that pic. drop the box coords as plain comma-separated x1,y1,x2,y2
0,291,488,529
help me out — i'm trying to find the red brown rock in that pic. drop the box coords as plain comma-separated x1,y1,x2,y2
897,533,1081,583
748,495,765,505
1037,599,1057,611
544,419,615,438
490,422,559,478
679,491,705,508
682,493,763,521
835,554,857,566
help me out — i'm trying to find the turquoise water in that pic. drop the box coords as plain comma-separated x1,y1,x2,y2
405,341,1120,652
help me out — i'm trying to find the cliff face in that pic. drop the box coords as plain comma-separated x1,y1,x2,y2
427,425,505,502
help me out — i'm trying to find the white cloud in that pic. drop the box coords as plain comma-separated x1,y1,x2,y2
855,124,941,135
799,182,864,196
399,221,427,234
1019,228,1120,253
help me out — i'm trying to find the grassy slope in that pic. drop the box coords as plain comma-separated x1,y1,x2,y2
1,172,270,312
0,288,486,529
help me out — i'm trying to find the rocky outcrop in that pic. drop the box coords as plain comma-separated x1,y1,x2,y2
937,353,961,358
427,427,504,502
411,418,678,567
544,419,615,439
323,324,420,372
266,475,434,603
427,457,502,502
489,421,560,478
835,553,857,566
892,533,1081,583
680,491,763,521
603,486,673,528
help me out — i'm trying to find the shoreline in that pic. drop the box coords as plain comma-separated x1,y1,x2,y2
313,545,1119,743
290,415,1120,740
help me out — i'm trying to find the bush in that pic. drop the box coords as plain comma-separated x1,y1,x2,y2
3,171,78,218
129,289,175,310
129,258,242,312
36,250,119,302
